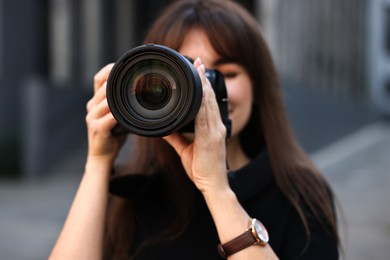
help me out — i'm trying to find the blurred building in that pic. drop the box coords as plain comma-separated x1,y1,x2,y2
0,0,388,178
260,0,390,114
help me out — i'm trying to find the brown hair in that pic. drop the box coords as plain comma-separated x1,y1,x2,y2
104,0,339,258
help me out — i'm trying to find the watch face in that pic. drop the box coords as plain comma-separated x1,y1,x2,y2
252,219,269,244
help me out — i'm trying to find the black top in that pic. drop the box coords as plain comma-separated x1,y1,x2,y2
109,149,339,259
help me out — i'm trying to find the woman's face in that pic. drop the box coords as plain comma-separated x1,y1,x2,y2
178,29,253,138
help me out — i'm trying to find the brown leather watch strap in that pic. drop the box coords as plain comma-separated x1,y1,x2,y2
217,229,256,258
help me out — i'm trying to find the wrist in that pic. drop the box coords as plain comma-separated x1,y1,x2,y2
202,185,236,206
196,168,230,195
85,155,114,176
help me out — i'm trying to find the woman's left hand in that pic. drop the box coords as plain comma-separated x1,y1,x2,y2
164,59,278,260
163,57,229,194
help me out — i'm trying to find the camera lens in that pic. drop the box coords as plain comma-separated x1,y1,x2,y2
135,73,172,110
106,44,203,137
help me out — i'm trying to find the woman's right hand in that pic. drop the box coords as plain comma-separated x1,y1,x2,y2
85,64,126,164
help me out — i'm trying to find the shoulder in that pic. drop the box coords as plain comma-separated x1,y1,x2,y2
228,150,339,259
243,178,338,259
280,197,339,259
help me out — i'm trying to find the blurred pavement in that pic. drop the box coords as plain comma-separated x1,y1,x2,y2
1,121,390,259
0,147,85,260
312,121,390,260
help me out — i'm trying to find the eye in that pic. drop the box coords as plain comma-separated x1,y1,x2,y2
217,63,242,79
222,72,238,79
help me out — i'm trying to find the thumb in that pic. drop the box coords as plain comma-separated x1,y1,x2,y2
163,133,190,157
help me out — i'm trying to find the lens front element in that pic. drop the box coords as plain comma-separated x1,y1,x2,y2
123,59,181,121
135,72,172,110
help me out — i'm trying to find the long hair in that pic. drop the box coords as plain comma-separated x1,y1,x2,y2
105,0,339,258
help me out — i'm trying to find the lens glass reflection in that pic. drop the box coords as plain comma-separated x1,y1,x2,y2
134,73,172,110
122,60,180,119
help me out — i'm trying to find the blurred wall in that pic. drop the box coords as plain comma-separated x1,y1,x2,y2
260,0,367,98
260,0,390,115
0,0,49,176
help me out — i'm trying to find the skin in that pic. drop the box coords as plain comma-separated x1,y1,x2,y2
49,29,278,259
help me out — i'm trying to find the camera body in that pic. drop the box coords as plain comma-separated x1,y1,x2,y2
106,44,231,138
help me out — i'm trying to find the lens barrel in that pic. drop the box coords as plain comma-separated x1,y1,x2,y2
107,44,203,137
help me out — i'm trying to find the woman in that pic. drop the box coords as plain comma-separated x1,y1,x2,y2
50,0,339,259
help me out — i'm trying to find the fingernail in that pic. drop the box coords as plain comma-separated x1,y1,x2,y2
199,64,205,73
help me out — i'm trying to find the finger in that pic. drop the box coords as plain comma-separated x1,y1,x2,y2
88,112,117,136
91,98,111,119
86,82,108,113
94,63,114,93
194,57,202,68
199,68,220,127
99,112,118,133
194,61,212,134
163,133,190,157
204,84,223,131
194,58,210,93
86,96,112,127
86,98,93,113
93,82,108,105
194,59,226,138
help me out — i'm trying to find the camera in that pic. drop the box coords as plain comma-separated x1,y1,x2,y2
106,44,231,138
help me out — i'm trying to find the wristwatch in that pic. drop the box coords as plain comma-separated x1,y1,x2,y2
217,218,269,258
